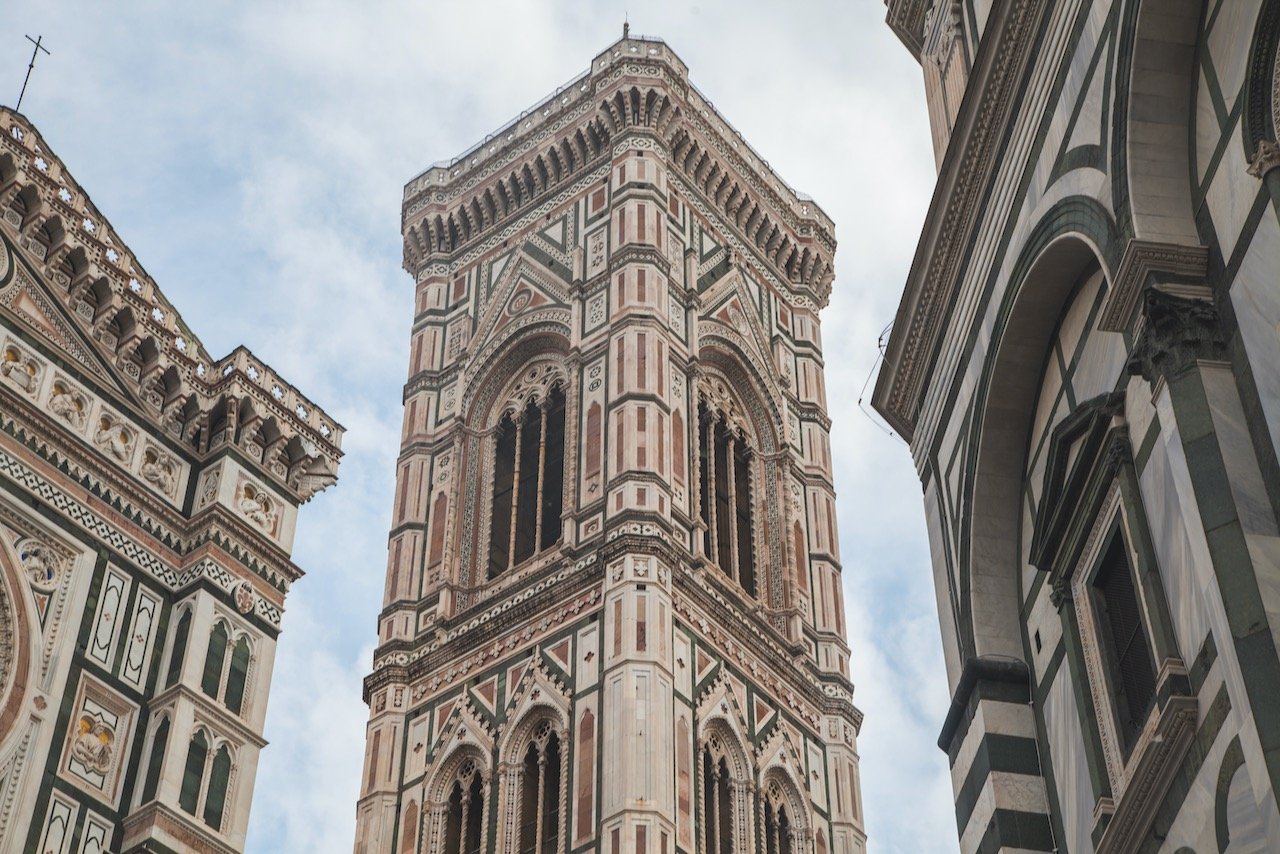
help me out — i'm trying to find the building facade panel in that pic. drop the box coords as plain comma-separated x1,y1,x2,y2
356,32,865,854
0,107,342,852
877,0,1280,851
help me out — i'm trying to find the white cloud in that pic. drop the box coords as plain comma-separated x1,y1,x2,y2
3,1,955,851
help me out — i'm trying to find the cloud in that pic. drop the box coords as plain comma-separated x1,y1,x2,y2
3,1,956,851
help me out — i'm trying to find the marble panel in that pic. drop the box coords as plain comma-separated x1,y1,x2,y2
1203,126,1259,261
1044,670,1095,854
1206,0,1263,114
1228,210,1280,466
1195,66,1218,186
1058,271,1104,369
1069,323,1126,402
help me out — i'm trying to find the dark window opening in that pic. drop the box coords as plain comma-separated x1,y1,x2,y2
489,386,567,578
697,400,758,598
1092,527,1157,754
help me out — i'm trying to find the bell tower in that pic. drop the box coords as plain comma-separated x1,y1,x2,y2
356,34,866,854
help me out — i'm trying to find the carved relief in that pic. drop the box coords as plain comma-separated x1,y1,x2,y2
70,714,115,776
47,380,89,430
16,537,68,593
93,412,135,464
0,343,41,397
139,445,179,497
237,481,278,535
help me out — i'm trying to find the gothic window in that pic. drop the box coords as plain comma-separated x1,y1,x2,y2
201,619,255,716
701,747,733,854
443,759,486,854
516,720,562,853
488,385,566,578
140,715,169,803
697,400,757,597
401,800,419,853
165,608,191,687
178,729,236,831
762,781,794,854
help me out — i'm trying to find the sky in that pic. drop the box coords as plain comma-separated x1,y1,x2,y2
2,2,954,851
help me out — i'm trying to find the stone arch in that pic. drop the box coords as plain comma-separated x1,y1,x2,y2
964,223,1113,666
697,341,789,612
1244,0,1280,158
0,532,32,741
698,714,755,853
496,702,570,852
1116,0,1204,243
423,743,493,854
454,328,573,595
758,765,812,854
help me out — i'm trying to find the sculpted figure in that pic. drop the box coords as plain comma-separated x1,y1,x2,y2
18,538,64,592
1,346,39,395
140,449,178,495
48,382,88,429
70,714,115,775
94,416,134,462
239,484,276,532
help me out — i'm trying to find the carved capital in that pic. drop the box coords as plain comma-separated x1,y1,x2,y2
1248,138,1280,179
1125,290,1227,385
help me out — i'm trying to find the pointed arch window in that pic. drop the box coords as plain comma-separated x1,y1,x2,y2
140,716,170,803
201,618,255,716
166,609,191,688
698,400,757,597
488,385,566,578
701,747,733,854
762,781,795,854
443,759,486,854
514,720,563,853
178,728,236,831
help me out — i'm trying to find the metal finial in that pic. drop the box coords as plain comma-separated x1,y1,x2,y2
16,35,51,112
623,15,630,39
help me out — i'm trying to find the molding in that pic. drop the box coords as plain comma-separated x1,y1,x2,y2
885,0,931,59
937,654,1030,753
1097,240,1209,332
873,0,1046,439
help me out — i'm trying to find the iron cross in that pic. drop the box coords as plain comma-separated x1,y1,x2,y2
16,35,51,112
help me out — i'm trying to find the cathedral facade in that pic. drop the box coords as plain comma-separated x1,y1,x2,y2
0,107,343,852
876,1,1280,852
354,34,866,854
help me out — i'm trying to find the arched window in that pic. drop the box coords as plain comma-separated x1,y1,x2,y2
201,618,255,716
488,385,566,578
225,636,252,715
762,781,794,854
201,621,229,697
516,721,562,853
178,728,237,832
166,609,191,687
204,744,233,830
701,748,733,854
697,400,757,597
443,759,485,854
179,730,209,814
140,716,169,803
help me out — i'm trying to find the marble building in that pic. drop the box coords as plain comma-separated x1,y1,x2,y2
0,107,343,852
354,32,866,854
875,1,1280,852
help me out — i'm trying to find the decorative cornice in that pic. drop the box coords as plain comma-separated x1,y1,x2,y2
872,0,1045,440
0,110,344,502
399,35,834,301
1125,290,1227,385
1098,239,1209,332
885,0,931,59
